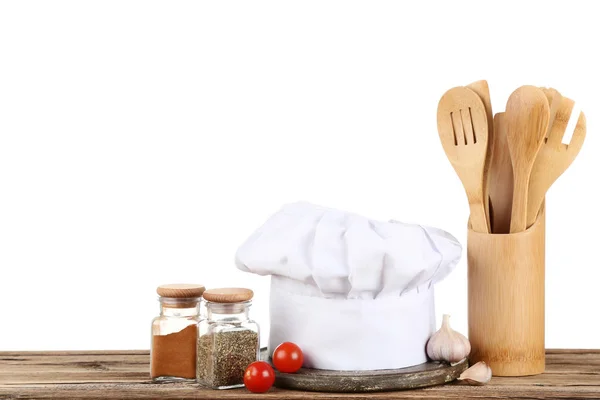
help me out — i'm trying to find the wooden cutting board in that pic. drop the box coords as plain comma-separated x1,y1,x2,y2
261,349,467,392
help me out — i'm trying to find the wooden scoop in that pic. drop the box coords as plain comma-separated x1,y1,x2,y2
437,87,490,233
505,86,550,233
526,94,586,227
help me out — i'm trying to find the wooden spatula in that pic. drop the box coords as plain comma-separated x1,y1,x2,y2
437,87,490,233
526,96,586,227
505,86,550,233
467,80,493,231
488,112,513,233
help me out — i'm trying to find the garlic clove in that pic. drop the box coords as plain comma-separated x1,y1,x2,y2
426,314,471,363
457,361,492,385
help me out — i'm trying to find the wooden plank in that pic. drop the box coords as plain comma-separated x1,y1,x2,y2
0,352,150,384
0,350,598,399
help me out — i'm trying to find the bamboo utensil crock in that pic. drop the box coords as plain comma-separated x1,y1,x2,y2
439,81,586,377
468,204,546,376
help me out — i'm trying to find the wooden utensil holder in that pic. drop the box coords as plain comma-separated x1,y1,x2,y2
467,204,545,376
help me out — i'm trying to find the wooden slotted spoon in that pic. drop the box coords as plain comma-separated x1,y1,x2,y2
526,95,586,227
437,87,490,233
505,86,550,233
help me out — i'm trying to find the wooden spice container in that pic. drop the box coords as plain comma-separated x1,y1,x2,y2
150,284,205,381
467,205,545,376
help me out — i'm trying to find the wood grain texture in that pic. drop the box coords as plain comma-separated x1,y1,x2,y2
466,80,493,232
505,86,549,233
527,95,586,228
488,113,513,234
437,86,490,233
1,349,599,399
156,284,205,298
468,205,545,376
0,350,600,400
203,288,253,303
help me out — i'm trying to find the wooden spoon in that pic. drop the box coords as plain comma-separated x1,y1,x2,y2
486,87,558,234
437,87,490,233
505,86,550,233
526,95,586,227
541,88,563,138
466,80,493,231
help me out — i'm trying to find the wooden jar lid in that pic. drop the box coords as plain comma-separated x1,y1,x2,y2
202,288,254,303
156,284,205,298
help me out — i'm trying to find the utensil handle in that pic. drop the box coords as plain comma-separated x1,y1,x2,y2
489,113,513,234
527,190,544,229
469,202,489,233
510,176,529,233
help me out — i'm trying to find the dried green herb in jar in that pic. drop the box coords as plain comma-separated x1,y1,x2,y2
196,288,260,389
197,330,259,388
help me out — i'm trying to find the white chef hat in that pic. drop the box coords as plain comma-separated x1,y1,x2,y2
235,202,462,370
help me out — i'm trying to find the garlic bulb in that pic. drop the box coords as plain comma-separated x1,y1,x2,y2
457,361,492,385
426,314,471,363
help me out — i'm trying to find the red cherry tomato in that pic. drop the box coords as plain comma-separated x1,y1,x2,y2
244,361,275,393
272,342,304,373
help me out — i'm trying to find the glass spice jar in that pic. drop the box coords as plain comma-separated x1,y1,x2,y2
150,284,205,382
197,288,260,389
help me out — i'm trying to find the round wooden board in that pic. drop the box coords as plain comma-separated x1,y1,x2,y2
260,349,468,393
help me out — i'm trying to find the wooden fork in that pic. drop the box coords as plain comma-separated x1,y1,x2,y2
526,97,586,227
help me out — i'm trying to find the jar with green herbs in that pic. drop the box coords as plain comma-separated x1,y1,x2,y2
197,288,260,389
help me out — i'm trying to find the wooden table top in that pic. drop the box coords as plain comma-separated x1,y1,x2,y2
0,349,598,399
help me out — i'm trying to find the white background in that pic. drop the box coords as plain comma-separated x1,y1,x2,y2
0,1,598,351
